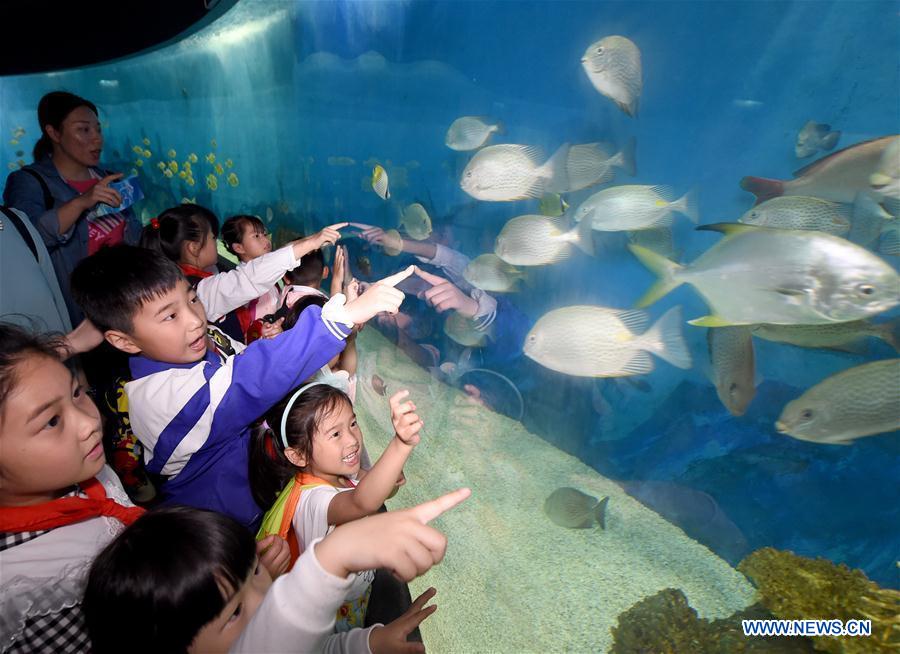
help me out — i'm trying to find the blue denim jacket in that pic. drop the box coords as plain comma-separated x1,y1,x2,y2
2,158,142,323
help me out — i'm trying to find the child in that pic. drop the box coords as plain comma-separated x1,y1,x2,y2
70,245,413,529
84,488,471,654
220,214,282,341
0,322,143,652
282,244,351,309
250,381,423,630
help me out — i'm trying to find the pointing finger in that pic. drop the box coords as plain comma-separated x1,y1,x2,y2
411,487,472,524
378,265,416,288
326,222,350,231
413,266,447,286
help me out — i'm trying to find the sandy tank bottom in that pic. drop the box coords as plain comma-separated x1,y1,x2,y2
353,328,757,653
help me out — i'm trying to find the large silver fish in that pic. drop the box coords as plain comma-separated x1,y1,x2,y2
581,35,642,117
869,136,900,201
776,359,900,444
544,487,609,529
460,143,569,201
795,120,841,159
524,305,691,377
707,326,756,416
630,223,900,326
494,214,593,266
741,135,898,204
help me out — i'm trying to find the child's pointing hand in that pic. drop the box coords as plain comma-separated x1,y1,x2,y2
390,389,423,445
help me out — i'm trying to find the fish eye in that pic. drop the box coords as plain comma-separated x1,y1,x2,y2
465,171,472,178
728,382,739,396
857,284,875,296
800,408,814,421
596,46,603,54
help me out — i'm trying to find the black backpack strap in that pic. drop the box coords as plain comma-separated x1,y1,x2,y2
1,205,39,261
21,168,54,210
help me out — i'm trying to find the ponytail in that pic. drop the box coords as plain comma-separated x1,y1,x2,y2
33,91,99,162
139,204,219,263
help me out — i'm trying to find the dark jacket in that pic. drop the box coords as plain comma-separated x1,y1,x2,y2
3,158,142,323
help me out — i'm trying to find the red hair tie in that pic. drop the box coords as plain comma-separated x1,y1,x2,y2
150,217,160,230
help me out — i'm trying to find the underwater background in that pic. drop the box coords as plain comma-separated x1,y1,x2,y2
2,0,898,648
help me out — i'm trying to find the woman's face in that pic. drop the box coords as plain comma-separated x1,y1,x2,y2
47,105,103,168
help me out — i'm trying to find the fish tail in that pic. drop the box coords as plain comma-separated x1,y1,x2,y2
568,212,595,257
672,188,699,223
618,136,637,176
740,176,784,205
493,121,505,135
594,496,610,530
642,305,693,369
822,131,841,150
876,317,900,352
538,142,571,193
628,244,684,307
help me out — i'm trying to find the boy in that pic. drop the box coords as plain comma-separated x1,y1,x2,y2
281,244,352,309
71,245,411,529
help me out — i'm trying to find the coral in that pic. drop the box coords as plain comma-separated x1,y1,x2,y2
610,588,816,653
739,548,900,654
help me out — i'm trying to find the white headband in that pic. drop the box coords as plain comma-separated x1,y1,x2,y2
279,369,351,450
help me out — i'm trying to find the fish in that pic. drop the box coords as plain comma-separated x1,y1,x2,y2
460,143,569,202
869,137,900,201
443,311,489,347
880,221,900,256
181,197,196,204
707,326,756,416
356,255,372,277
538,193,569,217
167,148,177,159
630,223,900,326
738,196,851,235
463,254,525,293
156,161,166,172
372,164,390,200
225,158,234,169
178,171,187,180
564,138,637,192
143,149,151,158
186,177,195,187
494,213,593,266
168,161,178,173
8,139,17,146
581,35,642,116
400,203,432,240
210,138,217,149
544,488,609,529
751,319,899,353
795,121,841,158
226,173,239,187
741,135,899,204
524,305,691,377
206,153,216,164
132,145,144,155
188,153,198,164
14,150,23,158
848,192,892,249
574,185,698,231
206,174,218,191
776,359,900,444
371,374,387,396
214,163,225,175
445,116,503,151
142,137,151,146
733,99,763,108
627,227,677,259
327,156,356,166
380,229,404,256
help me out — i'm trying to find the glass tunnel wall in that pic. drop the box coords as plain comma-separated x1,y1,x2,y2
1,0,898,649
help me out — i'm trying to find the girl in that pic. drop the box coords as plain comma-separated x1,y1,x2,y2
3,91,141,325
250,382,422,631
84,490,470,654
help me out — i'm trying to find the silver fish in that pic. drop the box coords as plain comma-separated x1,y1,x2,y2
564,138,636,192
544,487,609,529
445,116,502,151
400,203,432,241
776,359,900,444
524,305,692,377
869,137,900,201
460,143,569,201
795,121,841,159
738,196,851,235
750,319,899,353
631,223,900,326
880,220,900,256
574,185,698,232
741,135,899,204
581,35,642,117
707,326,756,416
848,192,892,249
463,254,525,293
495,214,593,266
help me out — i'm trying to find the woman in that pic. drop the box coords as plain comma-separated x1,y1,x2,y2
3,91,141,324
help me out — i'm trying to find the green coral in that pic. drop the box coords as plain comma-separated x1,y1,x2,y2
610,588,816,653
738,548,900,654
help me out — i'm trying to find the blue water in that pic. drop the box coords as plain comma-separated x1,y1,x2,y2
2,0,898,590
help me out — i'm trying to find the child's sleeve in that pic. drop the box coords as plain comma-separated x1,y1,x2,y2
197,244,302,321
230,537,376,653
293,485,353,551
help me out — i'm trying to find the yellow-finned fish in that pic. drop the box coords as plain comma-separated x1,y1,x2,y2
776,359,900,444
630,223,900,326
463,254,525,293
581,35,642,117
399,203,432,240
707,326,756,416
206,174,218,191
738,196,850,235
574,185,698,231
142,137,151,146
226,173,239,187
167,149,177,159
538,193,569,217
371,164,390,200
524,305,691,377
443,311,489,347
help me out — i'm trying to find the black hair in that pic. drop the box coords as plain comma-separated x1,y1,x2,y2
84,506,256,654
0,322,65,414
70,245,186,334
284,248,325,287
282,294,327,331
140,204,220,264
249,383,352,510
221,214,266,256
34,91,99,162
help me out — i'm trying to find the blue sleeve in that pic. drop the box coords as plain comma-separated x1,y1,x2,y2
2,169,74,247
482,297,531,366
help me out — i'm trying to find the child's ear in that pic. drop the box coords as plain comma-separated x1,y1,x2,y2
183,239,202,262
284,447,307,468
104,329,142,355
323,265,330,279
232,242,246,256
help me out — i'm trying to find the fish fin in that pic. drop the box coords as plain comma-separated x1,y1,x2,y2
829,438,857,446
643,306,692,369
688,315,737,327
628,245,684,308
616,97,638,117
825,341,869,355
620,350,654,376
671,188,699,224
791,136,895,178
571,211,595,257
696,222,759,237
620,136,637,176
493,121,505,135
821,131,840,150
594,496,610,530
649,184,676,202
740,176,784,204
613,309,649,334
875,318,900,352
539,142,571,193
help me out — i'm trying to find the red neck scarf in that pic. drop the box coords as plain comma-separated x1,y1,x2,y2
0,478,146,534
178,263,213,279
